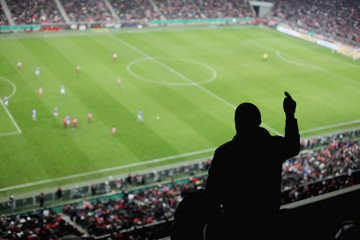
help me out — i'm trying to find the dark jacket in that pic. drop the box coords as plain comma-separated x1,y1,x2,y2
205,117,300,238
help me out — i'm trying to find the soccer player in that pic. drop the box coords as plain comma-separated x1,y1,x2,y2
137,110,143,121
17,61,22,71
75,65,81,73
117,77,122,87
112,126,116,135
63,117,68,127
35,67,40,76
60,85,66,95
112,53,118,61
54,107,58,118
66,116,70,126
3,96,8,107
88,112,93,123
72,118,77,128
38,87,43,97
263,53,268,61
32,109,37,120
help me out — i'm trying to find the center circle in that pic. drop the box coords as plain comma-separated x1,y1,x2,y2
0,77,16,99
126,57,217,86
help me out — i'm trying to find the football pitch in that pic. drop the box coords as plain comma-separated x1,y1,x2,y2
0,26,359,197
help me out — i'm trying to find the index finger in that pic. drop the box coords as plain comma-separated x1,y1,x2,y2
284,91,292,99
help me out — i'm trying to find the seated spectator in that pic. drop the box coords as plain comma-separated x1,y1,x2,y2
7,0,64,25
109,0,161,21
266,0,360,44
61,0,114,23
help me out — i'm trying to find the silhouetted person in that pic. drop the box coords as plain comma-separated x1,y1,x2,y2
56,186,63,199
39,192,45,208
205,91,300,239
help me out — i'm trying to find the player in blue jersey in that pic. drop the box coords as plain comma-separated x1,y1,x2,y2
35,67,40,76
3,96,8,107
54,107,58,118
137,110,143,121
32,109,37,120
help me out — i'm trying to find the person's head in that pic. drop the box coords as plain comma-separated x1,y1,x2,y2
235,102,261,133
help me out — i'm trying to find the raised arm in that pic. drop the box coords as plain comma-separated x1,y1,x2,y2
283,91,300,157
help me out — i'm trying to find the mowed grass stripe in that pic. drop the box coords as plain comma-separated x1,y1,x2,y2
0,41,93,187
64,36,210,157
0,27,359,195
245,35,360,132
104,34,233,148
2,39,107,184
42,37,180,162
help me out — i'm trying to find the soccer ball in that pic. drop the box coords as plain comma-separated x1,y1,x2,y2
156,116,160,120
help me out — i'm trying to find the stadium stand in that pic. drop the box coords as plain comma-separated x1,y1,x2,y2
192,0,253,18
0,0,360,238
6,0,64,25
1,128,359,239
264,0,360,44
109,0,160,21
60,0,114,23
0,4,9,25
0,0,359,45
0,208,85,239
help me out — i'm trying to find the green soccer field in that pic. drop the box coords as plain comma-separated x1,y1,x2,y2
0,26,359,197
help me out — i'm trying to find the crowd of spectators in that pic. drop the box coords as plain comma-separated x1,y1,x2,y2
0,208,84,239
281,173,359,204
153,0,203,20
1,130,359,238
193,0,253,19
1,0,360,45
282,137,360,191
7,0,63,25
109,0,161,21
62,176,205,237
60,0,114,23
0,5,9,25
266,0,360,44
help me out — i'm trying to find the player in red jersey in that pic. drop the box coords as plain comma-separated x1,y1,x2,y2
73,118,77,128
17,61,22,71
112,53,118,61
117,77,122,88
88,112,93,123
38,87,43,97
63,117,68,128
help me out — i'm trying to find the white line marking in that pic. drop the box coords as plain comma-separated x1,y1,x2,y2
127,57,217,86
109,34,282,135
0,101,22,135
0,77,17,98
0,131,20,137
0,99,22,134
0,77,21,135
0,147,216,192
276,51,317,69
300,119,360,134
249,40,360,86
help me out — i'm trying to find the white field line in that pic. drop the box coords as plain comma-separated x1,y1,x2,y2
249,40,360,135
275,51,317,69
299,119,360,134
108,33,282,135
0,147,216,192
0,77,21,136
249,40,360,86
0,99,21,135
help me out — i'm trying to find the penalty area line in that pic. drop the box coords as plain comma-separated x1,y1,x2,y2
0,99,21,135
0,148,216,192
